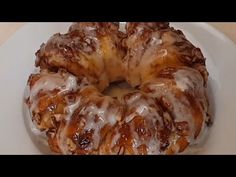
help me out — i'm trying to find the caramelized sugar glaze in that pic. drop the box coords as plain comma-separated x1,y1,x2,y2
25,22,211,154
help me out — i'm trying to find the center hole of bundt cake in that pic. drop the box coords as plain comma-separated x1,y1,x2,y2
102,81,135,101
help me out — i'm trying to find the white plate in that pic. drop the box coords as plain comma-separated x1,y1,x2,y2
0,22,235,154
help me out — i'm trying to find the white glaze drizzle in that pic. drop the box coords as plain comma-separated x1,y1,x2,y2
144,68,208,145
173,68,203,92
81,96,120,149
29,71,78,114
57,97,82,154
110,130,121,148
146,82,195,142
124,92,162,154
